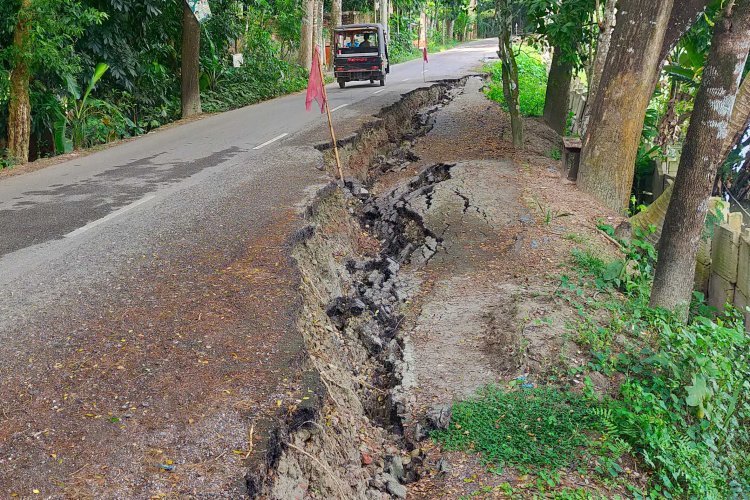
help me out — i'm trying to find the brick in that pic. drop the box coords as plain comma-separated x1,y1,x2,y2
733,288,750,332
709,272,735,311
694,259,711,294
710,224,741,282
737,233,750,297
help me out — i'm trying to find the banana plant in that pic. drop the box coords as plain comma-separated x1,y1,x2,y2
66,63,110,150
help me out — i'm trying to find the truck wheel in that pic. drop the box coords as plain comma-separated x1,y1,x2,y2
379,76,385,87
338,79,345,89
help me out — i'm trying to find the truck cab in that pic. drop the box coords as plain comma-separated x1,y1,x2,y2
333,23,390,88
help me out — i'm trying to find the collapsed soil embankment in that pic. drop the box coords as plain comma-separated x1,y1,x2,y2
247,75,626,498
246,79,473,499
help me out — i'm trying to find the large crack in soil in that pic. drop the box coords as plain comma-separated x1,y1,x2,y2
246,78,475,499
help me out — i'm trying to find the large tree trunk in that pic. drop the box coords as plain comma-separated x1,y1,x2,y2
631,74,750,240
650,0,750,315
181,1,201,118
543,46,573,135
299,0,315,70
579,0,616,136
497,0,522,148
7,0,32,164
577,0,673,213
447,18,454,41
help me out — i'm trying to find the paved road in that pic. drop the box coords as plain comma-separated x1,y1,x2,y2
0,38,496,497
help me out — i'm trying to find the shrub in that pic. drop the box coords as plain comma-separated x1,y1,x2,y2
565,228,750,497
485,46,548,117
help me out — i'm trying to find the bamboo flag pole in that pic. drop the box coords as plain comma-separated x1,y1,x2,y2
318,54,344,182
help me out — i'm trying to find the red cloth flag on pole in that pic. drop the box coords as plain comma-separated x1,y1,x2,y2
422,46,428,63
305,47,326,114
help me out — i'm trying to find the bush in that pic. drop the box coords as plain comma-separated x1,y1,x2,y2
564,228,750,497
201,57,307,113
485,46,548,117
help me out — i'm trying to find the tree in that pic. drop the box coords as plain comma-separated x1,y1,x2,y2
300,0,314,70
579,0,616,135
4,0,103,163
630,74,750,241
331,0,342,66
181,0,201,118
577,0,674,212
379,0,388,39
650,0,750,314
7,0,31,163
542,45,572,135
496,0,522,147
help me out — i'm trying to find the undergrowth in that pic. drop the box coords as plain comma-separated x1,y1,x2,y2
485,45,547,117
435,225,750,497
562,226,750,497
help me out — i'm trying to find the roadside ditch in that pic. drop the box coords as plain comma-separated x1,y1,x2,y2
245,77,474,499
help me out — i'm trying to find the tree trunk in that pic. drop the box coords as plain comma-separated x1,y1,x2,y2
7,0,32,164
313,0,324,58
379,0,388,35
300,0,315,70
579,0,616,136
468,0,477,39
577,0,673,213
632,74,750,241
650,0,750,315
543,46,573,135
331,0,342,64
447,19,454,40
659,0,711,62
181,1,202,118
497,0,522,148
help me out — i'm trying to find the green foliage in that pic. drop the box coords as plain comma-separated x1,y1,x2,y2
485,46,547,116
549,147,561,160
562,227,750,497
525,0,596,69
433,386,608,470
201,58,307,113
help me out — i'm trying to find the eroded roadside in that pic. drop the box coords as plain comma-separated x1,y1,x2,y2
248,74,629,498
246,79,473,499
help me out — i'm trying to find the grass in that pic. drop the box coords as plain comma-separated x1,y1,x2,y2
433,386,607,471
485,45,548,117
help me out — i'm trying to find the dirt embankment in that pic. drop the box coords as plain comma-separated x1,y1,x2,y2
248,76,625,498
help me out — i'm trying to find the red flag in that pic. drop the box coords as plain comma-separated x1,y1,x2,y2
305,47,326,114
423,46,428,63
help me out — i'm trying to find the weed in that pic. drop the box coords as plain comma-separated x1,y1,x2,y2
549,147,562,160
564,232,587,244
433,386,607,470
535,199,572,225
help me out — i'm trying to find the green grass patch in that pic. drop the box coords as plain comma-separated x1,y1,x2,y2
433,386,606,471
485,46,547,117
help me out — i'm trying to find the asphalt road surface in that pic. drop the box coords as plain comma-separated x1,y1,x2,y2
0,38,497,497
